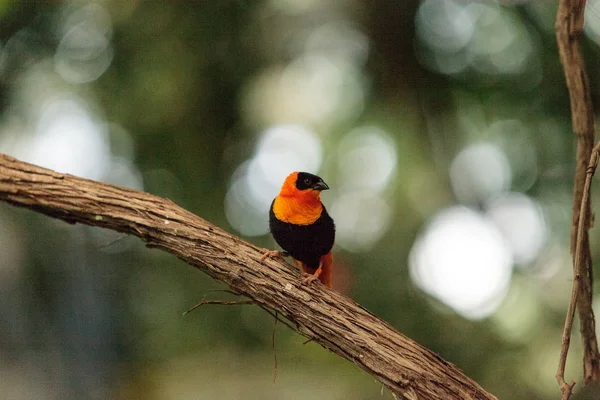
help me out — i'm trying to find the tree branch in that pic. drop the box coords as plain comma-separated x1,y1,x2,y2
555,0,600,389
0,153,496,400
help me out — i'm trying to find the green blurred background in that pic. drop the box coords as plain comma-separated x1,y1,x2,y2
1,1,598,399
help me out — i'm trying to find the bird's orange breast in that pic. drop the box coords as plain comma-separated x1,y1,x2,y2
272,195,323,225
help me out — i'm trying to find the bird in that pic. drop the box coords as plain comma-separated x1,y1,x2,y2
261,171,335,288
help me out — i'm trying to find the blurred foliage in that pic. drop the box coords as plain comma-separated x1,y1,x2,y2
1,1,600,399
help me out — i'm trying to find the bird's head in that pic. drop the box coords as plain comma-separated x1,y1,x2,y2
279,171,329,200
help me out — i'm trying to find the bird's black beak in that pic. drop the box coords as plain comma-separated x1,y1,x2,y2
312,179,329,191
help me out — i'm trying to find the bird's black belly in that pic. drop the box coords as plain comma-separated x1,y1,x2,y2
269,203,335,269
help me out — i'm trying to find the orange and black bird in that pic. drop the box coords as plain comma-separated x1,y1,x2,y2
262,172,335,287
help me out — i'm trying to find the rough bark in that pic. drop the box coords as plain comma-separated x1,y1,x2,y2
0,153,496,400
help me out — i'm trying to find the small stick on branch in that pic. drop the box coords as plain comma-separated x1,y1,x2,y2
272,311,279,384
183,289,252,315
183,299,255,315
0,153,497,400
555,0,600,390
556,143,600,399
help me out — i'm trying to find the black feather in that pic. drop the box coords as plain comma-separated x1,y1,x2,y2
268,200,335,270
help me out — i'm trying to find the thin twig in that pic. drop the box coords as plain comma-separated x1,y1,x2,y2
182,289,246,315
272,311,278,384
183,295,255,315
262,308,302,334
556,143,600,399
556,275,580,399
94,234,128,249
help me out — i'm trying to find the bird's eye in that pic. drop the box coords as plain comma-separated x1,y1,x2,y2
304,178,311,185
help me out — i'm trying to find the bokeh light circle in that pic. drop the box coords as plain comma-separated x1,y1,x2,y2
409,206,513,319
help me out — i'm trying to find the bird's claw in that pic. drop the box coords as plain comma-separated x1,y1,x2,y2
260,249,288,262
301,271,321,285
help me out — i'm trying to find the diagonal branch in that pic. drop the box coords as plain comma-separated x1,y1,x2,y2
0,153,496,400
556,0,600,387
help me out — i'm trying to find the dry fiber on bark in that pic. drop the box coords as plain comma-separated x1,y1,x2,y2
0,153,496,400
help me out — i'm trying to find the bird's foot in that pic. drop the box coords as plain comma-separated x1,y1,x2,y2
301,268,322,285
260,249,288,262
